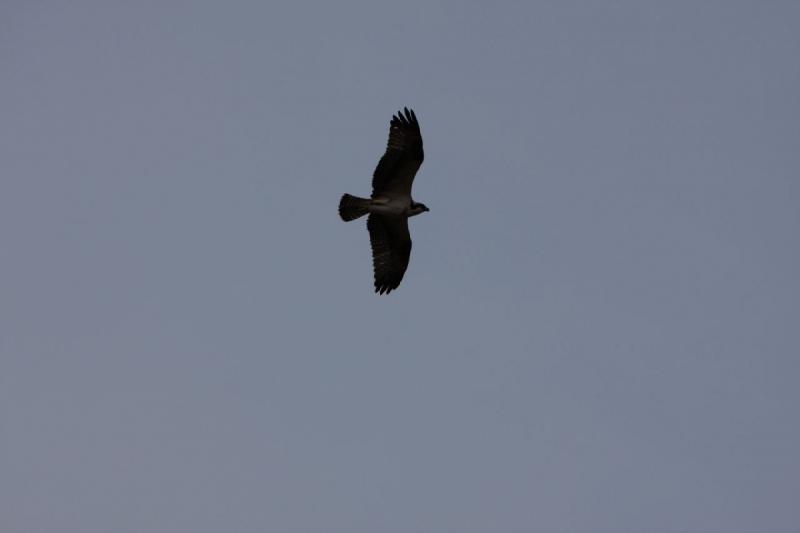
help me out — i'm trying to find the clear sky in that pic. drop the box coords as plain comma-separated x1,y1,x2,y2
2,1,799,532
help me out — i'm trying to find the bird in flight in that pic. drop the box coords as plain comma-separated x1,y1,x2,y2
339,107,429,295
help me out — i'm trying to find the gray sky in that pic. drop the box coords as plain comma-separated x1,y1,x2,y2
2,1,799,532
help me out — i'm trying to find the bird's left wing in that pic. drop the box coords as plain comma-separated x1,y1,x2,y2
367,214,412,295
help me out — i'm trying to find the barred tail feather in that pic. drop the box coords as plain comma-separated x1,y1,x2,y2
339,194,370,221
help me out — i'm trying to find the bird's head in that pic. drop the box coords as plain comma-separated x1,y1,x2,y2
409,202,430,217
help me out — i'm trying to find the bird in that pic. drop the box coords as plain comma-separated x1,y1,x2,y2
339,107,429,295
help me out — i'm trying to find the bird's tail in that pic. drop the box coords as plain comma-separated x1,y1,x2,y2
339,194,370,221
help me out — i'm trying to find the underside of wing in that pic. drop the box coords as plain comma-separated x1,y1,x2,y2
367,214,412,295
372,107,424,197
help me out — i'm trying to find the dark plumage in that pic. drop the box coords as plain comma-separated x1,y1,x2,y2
372,108,425,196
367,213,412,295
338,108,429,294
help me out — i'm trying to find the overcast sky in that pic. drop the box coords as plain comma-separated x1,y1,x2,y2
2,1,799,532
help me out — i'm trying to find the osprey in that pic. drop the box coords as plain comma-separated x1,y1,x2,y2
339,107,429,294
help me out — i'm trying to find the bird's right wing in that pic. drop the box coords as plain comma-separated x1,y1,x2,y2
371,108,424,197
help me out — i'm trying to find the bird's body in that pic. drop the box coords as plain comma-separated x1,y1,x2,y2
339,108,429,294
368,195,411,216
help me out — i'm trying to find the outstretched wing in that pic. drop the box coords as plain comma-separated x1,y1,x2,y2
367,214,412,295
372,107,424,197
